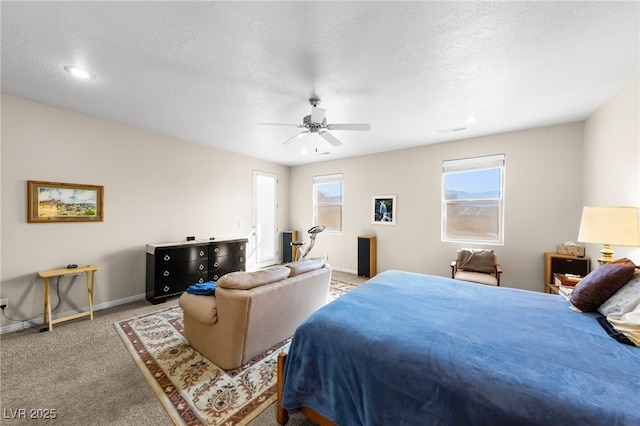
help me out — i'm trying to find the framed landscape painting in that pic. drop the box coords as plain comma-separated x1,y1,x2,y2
28,180,104,223
372,195,396,225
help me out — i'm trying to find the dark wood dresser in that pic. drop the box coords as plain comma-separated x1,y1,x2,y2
146,238,247,304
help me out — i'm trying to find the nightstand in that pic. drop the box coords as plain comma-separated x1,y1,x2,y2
544,252,590,293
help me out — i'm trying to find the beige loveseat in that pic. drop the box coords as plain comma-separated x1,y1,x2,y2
178,258,331,370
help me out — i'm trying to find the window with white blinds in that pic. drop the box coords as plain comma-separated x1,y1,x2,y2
313,174,343,232
442,154,505,244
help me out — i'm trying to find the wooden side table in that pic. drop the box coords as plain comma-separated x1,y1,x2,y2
38,265,99,331
543,252,590,293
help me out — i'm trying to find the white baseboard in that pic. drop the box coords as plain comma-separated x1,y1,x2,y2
0,293,146,335
331,266,358,275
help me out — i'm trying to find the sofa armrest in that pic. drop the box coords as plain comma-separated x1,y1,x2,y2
179,292,218,324
450,260,457,278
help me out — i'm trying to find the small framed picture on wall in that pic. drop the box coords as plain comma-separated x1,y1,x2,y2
372,195,396,225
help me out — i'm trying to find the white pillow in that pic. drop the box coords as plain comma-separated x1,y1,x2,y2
607,300,640,346
598,271,640,316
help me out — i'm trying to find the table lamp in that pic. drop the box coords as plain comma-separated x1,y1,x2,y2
577,206,640,264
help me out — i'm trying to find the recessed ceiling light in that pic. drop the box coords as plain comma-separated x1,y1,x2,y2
63,65,95,80
465,116,477,124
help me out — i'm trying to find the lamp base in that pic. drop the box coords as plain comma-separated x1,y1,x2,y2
597,244,615,265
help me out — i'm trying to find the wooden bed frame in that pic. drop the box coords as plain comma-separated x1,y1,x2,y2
276,352,336,425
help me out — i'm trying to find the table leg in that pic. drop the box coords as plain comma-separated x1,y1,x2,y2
43,278,48,325
86,271,95,320
43,277,53,331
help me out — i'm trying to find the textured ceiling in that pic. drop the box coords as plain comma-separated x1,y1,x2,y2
2,1,638,166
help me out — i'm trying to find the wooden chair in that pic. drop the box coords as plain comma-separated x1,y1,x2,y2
451,249,502,286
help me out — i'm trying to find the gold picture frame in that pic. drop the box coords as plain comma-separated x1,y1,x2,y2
27,180,104,223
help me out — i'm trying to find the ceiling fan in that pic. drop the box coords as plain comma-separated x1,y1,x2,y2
260,98,371,147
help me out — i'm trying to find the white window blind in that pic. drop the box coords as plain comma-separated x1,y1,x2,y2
442,154,505,244
313,174,343,232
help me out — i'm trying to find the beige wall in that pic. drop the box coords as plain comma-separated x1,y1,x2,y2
2,74,637,331
290,122,585,292
0,95,290,330
582,75,640,264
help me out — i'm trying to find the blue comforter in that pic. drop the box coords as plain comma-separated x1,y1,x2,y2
282,270,640,425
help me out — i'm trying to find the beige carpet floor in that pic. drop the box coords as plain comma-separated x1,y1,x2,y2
0,271,367,425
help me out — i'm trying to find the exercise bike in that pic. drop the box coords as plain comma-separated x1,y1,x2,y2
291,225,325,261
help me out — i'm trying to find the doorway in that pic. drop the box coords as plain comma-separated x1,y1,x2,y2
252,170,278,269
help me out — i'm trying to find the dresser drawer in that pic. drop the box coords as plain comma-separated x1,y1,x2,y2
210,241,246,258
209,252,245,273
156,259,208,280
550,257,589,276
157,245,208,263
154,271,208,297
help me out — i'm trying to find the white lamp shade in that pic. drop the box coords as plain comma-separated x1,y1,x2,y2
577,206,640,246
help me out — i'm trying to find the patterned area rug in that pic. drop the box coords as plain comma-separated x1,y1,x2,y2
115,279,357,426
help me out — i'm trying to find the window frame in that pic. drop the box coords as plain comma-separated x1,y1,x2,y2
313,173,343,233
441,154,505,245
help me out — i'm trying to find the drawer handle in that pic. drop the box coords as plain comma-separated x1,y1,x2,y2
163,285,170,293
214,248,219,253
199,250,205,257
163,271,170,277
198,278,204,283
164,255,171,261
240,257,244,262
199,264,205,270
213,275,219,280
214,261,219,267
240,245,244,250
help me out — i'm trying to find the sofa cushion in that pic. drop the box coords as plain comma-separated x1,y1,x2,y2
454,270,499,286
217,265,291,290
286,257,326,277
179,292,217,324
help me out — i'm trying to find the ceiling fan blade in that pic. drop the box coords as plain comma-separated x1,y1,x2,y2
326,123,371,131
319,131,343,147
283,131,310,145
311,107,326,124
259,123,303,128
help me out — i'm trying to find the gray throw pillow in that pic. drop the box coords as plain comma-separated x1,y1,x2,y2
458,249,495,274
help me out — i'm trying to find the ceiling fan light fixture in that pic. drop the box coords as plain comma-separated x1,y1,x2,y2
260,97,370,149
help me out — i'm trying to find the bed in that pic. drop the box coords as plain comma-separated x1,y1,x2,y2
276,270,640,425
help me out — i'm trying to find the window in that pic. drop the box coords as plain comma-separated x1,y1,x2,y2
313,174,343,232
442,154,505,244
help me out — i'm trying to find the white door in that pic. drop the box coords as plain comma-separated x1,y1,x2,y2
253,170,278,269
